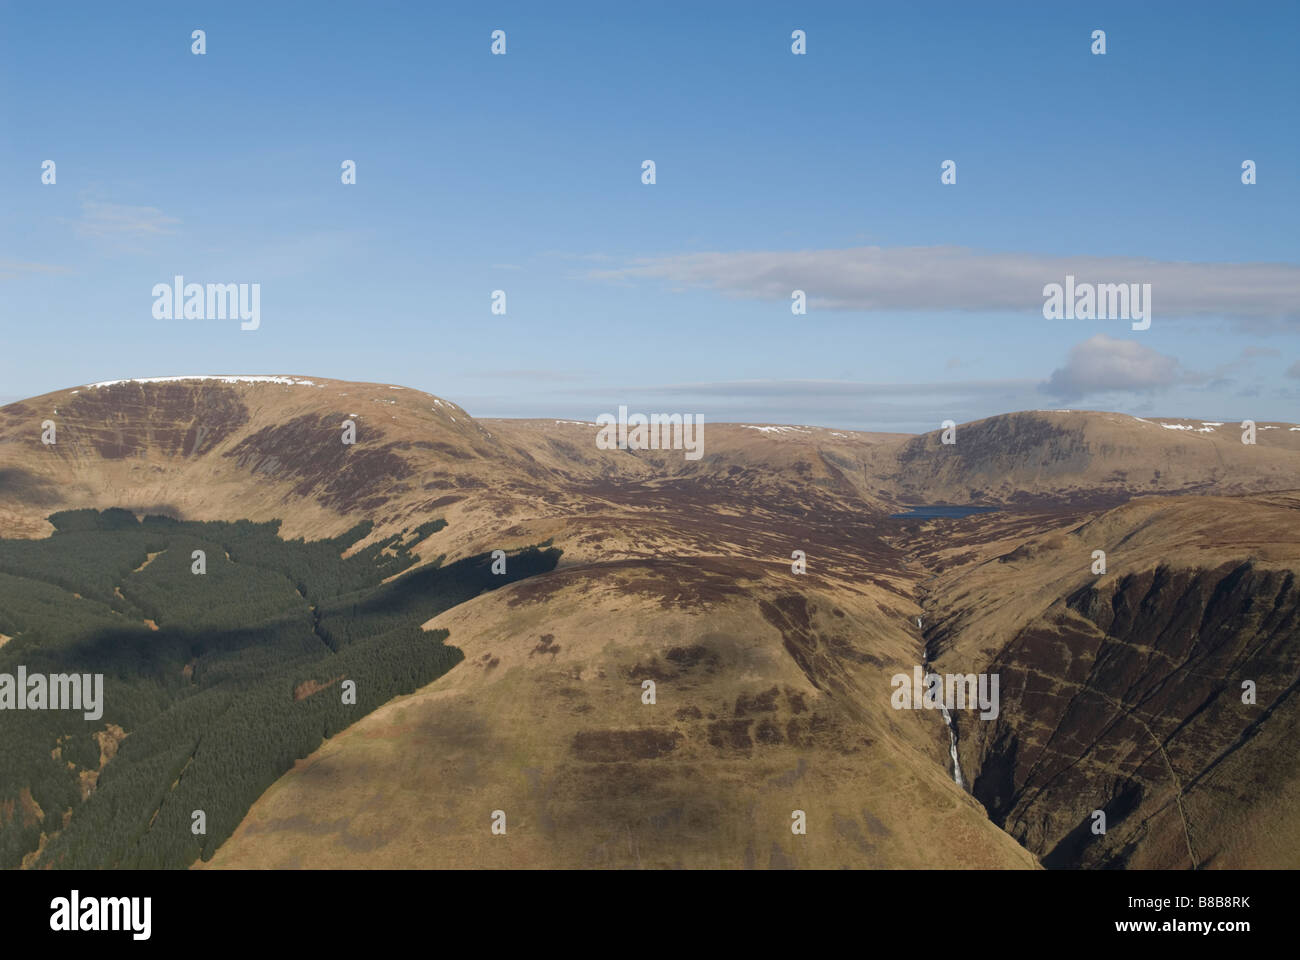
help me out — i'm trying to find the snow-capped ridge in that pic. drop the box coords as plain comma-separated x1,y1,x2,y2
88,375,321,389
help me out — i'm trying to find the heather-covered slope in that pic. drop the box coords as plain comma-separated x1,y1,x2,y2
919,493,1300,868
4,380,1299,547
889,411,1300,506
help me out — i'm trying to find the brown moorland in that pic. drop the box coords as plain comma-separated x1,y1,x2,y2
2,376,1297,868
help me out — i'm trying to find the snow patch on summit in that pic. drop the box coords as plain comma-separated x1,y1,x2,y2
88,375,321,389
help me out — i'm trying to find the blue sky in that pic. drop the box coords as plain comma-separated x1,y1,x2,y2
2,0,1297,431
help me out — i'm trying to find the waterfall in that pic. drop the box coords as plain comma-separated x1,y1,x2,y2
938,702,964,788
919,616,963,787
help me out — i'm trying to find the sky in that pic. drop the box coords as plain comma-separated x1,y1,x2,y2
1,0,1298,432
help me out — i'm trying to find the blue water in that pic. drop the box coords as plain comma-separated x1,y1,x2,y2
889,505,1000,519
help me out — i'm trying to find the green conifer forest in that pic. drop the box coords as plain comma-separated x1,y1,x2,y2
0,509,559,869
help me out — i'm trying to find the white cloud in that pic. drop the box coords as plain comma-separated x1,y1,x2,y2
0,260,71,280
601,377,1037,400
472,369,589,382
588,246,1300,327
552,377,1045,432
75,201,180,239
1043,335,1187,400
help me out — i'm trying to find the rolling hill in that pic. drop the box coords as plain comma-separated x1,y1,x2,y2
2,375,1297,869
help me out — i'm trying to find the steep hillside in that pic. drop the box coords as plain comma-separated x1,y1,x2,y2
890,410,1300,506
918,493,1300,868
0,376,542,543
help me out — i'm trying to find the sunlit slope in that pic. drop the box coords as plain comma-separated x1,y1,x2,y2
203,558,1038,869
889,411,1300,506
